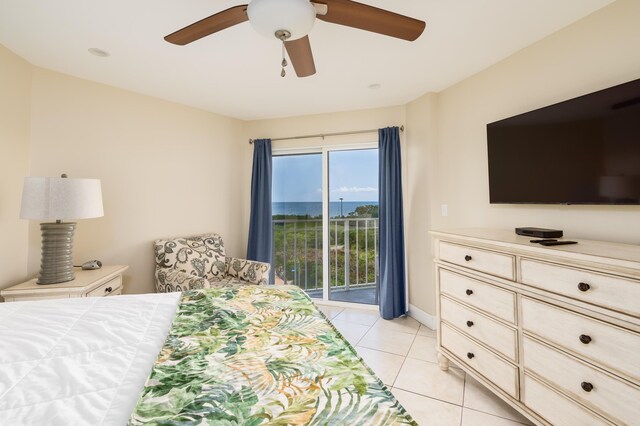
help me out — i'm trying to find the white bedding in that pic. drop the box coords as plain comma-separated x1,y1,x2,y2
0,292,180,425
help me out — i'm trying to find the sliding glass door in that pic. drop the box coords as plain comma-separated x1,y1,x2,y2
271,153,324,296
272,145,379,306
328,149,379,305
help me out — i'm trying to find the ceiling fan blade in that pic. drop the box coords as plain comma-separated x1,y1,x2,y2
165,5,249,45
316,0,425,41
285,36,316,78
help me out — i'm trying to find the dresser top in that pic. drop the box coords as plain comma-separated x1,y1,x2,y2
430,228,640,271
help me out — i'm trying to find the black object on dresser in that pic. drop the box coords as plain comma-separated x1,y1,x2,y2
515,227,563,238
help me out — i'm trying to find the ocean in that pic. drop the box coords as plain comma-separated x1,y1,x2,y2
272,201,378,218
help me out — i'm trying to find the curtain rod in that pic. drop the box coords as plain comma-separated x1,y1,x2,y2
248,125,404,144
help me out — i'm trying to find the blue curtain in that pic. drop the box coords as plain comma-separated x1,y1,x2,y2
378,127,407,319
247,139,273,270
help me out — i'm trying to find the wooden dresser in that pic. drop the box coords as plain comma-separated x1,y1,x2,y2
431,229,640,425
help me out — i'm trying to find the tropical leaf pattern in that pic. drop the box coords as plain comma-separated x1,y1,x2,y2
129,285,417,425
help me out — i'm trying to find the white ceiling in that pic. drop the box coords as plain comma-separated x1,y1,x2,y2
0,0,614,120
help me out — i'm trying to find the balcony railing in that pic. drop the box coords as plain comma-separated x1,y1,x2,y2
272,218,379,301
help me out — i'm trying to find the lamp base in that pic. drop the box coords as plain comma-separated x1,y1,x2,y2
37,222,76,285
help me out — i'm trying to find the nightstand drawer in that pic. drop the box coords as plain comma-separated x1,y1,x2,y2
440,296,516,361
521,297,640,381
87,276,122,297
523,374,611,426
520,258,640,316
523,336,640,425
441,323,518,398
439,241,514,280
439,269,516,323
105,287,122,296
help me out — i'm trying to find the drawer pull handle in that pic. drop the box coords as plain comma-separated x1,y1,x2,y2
466,321,474,327
105,287,113,293
579,334,592,344
465,289,473,296
581,382,594,392
577,282,590,292
466,352,475,359
464,255,472,261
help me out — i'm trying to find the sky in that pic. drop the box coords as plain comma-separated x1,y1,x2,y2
272,149,378,202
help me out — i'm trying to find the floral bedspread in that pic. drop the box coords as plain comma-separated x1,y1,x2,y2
129,285,417,425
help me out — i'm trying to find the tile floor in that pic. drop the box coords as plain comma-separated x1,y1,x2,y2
316,303,534,426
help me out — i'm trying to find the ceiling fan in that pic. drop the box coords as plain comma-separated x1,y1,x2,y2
164,0,426,78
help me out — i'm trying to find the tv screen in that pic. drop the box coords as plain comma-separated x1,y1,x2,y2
487,78,640,205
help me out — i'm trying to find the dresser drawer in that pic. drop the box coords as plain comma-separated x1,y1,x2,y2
86,276,122,297
438,241,515,280
521,297,640,381
439,269,516,323
523,336,640,425
441,323,518,398
520,259,640,317
523,374,611,426
440,296,517,361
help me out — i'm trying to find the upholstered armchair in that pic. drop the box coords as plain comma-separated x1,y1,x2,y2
154,233,271,292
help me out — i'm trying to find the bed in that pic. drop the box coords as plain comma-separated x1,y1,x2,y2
0,284,416,425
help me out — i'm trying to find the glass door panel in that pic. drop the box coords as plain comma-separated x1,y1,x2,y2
272,153,323,298
328,149,379,305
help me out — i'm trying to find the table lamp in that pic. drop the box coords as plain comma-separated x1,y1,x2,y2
20,174,104,284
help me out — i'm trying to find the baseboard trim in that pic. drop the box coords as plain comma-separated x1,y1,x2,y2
408,304,436,330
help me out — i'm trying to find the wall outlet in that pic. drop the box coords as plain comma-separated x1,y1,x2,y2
441,204,448,217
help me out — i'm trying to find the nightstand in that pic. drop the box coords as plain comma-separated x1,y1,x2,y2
1,265,128,302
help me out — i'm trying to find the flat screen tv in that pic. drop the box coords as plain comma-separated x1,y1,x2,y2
487,78,640,205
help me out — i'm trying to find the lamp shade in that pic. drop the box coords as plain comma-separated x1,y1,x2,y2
247,0,316,40
20,177,104,221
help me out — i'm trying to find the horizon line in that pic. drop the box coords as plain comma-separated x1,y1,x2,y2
272,200,379,203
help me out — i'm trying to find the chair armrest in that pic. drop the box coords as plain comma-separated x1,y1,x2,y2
155,268,208,292
226,257,271,285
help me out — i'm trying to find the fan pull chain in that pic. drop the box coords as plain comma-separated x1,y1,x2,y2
274,30,291,78
281,40,287,77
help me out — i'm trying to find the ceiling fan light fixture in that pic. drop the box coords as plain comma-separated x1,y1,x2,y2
247,0,316,41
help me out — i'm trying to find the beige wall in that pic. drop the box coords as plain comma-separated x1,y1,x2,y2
0,45,31,292
26,68,244,294
405,93,439,314
434,0,640,239
417,0,640,314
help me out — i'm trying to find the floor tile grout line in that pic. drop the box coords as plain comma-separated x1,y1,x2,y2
389,332,418,388
392,385,465,409
463,407,532,425
331,318,377,328
356,345,410,359
460,372,467,426
355,324,420,337
392,386,528,425
356,341,412,358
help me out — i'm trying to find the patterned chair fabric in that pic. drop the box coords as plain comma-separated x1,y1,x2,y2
154,233,271,292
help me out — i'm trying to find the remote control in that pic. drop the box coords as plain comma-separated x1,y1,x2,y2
539,241,578,246
530,239,558,243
